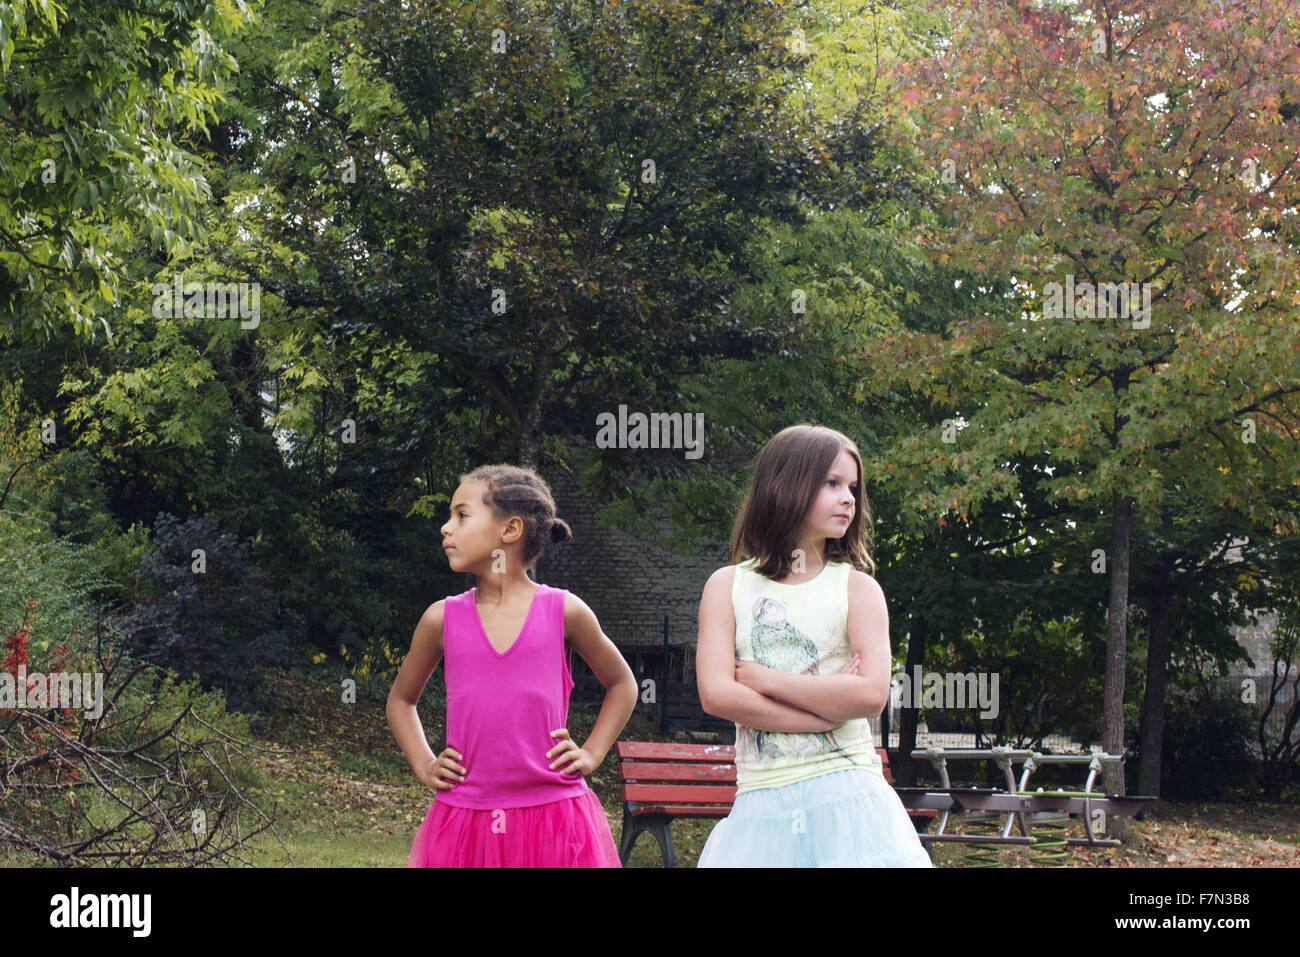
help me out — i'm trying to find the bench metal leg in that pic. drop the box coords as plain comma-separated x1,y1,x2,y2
910,816,936,862
619,812,676,868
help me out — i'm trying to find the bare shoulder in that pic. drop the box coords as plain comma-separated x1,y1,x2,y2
412,599,446,646
704,564,738,594
420,598,447,625
699,566,738,632
847,568,886,602
563,591,614,648
562,590,598,629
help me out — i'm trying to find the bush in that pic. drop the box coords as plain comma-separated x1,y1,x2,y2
1154,677,1259,800
114,511,305,715
1,598,276,865
1,447,278,864
0,511,119,670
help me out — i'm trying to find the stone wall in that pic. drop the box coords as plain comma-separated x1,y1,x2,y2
532,458,727,652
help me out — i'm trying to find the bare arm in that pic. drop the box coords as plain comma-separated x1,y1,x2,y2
386,600,446,780
696,566,842,732
744,570,891,723
553,593,639,771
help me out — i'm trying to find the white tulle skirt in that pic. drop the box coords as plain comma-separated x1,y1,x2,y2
697,767,933,867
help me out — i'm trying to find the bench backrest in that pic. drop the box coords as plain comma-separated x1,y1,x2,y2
617,742,737,811
616,741,894,809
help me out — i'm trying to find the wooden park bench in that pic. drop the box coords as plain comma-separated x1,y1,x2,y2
616,741,937,867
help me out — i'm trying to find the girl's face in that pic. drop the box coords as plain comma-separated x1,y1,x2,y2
802,448,859,543
440,480,512,572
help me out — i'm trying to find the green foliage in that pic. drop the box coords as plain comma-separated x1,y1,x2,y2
36,448,153,604
1151,676,1259,800
870,0,1300,524
339,634,409,691
58,296,237,464
276,488,409,664
0,0,256,341
0,386,138,644
0,510,116,665
3,0,1297,817
924,612,1103,747
1,621,271,864
0,484,271,864
851,0,1300,781
208,0,840,473
784,0,949,130
116,511,305,714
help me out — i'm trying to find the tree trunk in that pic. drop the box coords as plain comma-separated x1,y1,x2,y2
230,336,266,436
1103,491,1134,798
895,615,929,787
519,430,540,470
1137,558,1173,796
517,343,551,470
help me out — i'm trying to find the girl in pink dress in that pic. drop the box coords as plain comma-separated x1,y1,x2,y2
388,464,638,867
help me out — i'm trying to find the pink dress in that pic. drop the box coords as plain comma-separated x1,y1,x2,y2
407,582,621,867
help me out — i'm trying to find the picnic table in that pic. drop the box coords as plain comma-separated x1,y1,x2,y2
891,746,1157,859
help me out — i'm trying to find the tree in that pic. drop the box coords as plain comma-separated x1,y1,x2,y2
870,0,1300,794
1131,489,1273,796
197,0,842,489
1258,595,1300,798
0,0,254,341
21,0,905,666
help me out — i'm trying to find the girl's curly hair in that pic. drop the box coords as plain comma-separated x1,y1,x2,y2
460,464,573,570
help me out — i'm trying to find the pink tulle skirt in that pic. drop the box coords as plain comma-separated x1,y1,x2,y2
407,789,622,868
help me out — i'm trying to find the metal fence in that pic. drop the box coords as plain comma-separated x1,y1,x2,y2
1216,672,1298,748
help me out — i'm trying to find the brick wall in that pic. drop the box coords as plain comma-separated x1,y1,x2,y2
532,457,727,652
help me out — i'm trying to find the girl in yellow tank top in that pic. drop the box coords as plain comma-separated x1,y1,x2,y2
695,424,932,867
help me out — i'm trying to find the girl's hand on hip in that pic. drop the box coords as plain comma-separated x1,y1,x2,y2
546,728,596,776
421,746,466,791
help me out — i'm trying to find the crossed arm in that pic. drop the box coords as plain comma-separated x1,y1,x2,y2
695,566,893,730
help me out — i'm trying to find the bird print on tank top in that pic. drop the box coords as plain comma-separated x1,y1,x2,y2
748,596,840,759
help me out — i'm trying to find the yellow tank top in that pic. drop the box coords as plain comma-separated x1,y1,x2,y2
731,557,884,793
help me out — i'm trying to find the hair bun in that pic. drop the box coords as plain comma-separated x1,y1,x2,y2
550,517,573,544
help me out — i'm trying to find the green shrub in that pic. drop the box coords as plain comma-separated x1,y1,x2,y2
1155,678,1258,800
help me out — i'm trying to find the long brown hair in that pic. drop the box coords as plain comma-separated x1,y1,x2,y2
729,424,876,578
